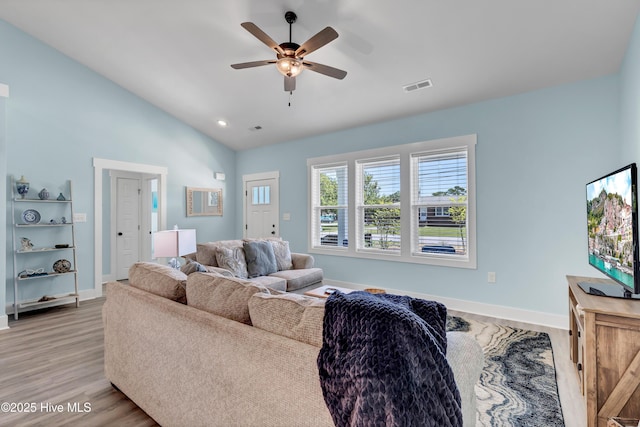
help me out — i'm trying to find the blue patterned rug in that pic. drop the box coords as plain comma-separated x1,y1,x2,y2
447,316,565,426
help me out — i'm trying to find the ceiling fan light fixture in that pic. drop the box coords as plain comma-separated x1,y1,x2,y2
276,57,303,77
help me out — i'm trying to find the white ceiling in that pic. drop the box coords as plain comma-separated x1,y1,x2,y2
1,1,639,151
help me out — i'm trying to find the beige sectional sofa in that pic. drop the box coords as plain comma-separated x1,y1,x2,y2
103,262,484,426
184,239,323,292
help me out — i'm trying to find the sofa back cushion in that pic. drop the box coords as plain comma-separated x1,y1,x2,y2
128,262,188,304
186,272,269,325
248,293,325,347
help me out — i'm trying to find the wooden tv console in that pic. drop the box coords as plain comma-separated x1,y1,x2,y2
568,276,640,427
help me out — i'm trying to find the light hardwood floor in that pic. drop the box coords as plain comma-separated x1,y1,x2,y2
0,298,585,426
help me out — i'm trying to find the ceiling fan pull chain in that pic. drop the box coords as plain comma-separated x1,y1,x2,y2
288,91,293,107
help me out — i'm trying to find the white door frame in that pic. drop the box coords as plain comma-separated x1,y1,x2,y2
242,171,279,238
93,158,167,296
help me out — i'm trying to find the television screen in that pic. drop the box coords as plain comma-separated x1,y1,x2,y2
585,163,639,297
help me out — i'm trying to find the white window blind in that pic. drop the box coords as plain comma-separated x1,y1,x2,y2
311,163,348,248
357,157,401,253
412,149,468,257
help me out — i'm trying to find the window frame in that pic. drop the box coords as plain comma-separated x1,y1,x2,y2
307,134,477,269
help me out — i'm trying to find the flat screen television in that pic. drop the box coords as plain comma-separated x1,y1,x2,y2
580,163,640,299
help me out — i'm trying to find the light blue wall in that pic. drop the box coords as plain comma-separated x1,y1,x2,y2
1,20,236,306
237,75,620,316
621,14,640,164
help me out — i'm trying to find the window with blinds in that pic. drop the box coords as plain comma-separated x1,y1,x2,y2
412,149,468,258
357,157,401,253
307,134,476,268
311,163,348,248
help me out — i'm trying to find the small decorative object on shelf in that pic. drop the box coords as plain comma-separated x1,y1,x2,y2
20,237,34,251
21,209,41,224
57,192,66,201
54,244,69,248
19,268,47,278
38,188,50,200
53,259,71,273
61,216,67,224
16,175,29,199
38,295,56,302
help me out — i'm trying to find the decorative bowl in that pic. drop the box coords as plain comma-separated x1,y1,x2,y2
53,259,71,274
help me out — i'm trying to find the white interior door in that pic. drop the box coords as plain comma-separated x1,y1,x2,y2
245,178,279,239
116,177,141,279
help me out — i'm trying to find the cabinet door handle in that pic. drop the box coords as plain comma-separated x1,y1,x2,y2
118,232,123,236
577,363,582,371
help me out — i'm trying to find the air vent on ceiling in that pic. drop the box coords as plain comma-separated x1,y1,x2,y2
402,79,433,93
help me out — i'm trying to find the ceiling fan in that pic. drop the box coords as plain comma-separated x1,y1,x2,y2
231,11,347,93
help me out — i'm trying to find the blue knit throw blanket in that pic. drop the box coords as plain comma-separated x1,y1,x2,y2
317,291,462,427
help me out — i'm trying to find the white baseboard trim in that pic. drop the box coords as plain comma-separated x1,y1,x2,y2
324,278,569,330
4,288,101,320
102,274,116,283
0,314,8,330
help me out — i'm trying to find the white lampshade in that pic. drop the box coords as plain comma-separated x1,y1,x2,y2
153,229,197,258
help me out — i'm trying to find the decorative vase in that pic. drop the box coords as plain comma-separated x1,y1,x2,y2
16,176,29,199
57,192,66,201
38,188,50,200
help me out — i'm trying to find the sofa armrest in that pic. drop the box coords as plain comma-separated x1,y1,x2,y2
446,331,483,427
291,253,314,269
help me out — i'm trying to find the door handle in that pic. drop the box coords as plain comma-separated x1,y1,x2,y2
118,232,123,236
271,231,276,235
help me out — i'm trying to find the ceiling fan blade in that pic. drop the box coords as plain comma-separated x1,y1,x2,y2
284,76,296,92
302,61,347,80
230,60,276,70
295,27,339,57
241,22,285,55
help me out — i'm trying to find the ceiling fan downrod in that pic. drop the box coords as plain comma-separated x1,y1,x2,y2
285,11,297,43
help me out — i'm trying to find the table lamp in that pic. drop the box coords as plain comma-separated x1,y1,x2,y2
153,228,197,269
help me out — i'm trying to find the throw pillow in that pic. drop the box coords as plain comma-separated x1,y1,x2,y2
215,246,249,279
195,242,219,266
180,260,207,275
270,240,293,271
243,240,278,278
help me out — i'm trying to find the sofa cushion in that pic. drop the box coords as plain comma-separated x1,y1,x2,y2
246,275,287,292
186,272,269,325
128,262,188,304
270,267,324,291
248,293,325,347
244,240,278,278
215,246,249,279
270,240,293,271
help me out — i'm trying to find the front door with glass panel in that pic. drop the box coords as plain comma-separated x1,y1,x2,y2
245,178,279,239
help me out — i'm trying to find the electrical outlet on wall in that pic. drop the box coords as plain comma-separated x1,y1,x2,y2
488,272,496,283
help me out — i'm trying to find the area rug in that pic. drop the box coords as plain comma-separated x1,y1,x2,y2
447,316,565,427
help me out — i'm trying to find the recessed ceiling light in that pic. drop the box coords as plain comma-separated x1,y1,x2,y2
217,119,228,127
